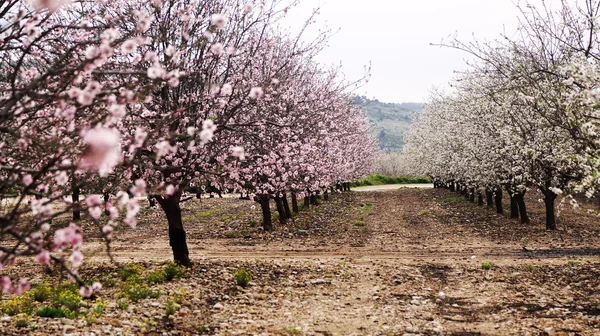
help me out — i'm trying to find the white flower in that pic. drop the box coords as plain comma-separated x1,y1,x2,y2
249,87,264,99
210,14,228,29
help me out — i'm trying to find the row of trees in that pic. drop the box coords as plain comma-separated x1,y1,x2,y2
402,0,600,230
0,0,375,295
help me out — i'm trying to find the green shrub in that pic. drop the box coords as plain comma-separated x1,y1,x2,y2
31,283,52,302
34,305,66,318
146,270,167,284
14,314,29,328
1,295,33,316
163,262,187,281
481,262,494,270
118,263,144,281
234,268,253,288
165,299,178,316
121,279,160,302
116,298,129,310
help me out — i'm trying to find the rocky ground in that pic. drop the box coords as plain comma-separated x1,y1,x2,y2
1,188,599,335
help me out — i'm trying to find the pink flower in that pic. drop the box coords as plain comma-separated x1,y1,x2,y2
121,39,138,54
92,282,102,291
109,104,126,118
22,174,33,186
85,46,99,59
243,3,254,13
76,90,94,106
134,128,148,147
165,184,176,196
102,225,114,236
14,279,30,295
147,63,166,79
89,206,102,219
55,171,68,186
221,84,233,96
36,251,50,265
210,43,225,56
86,194,103,207
69,250,84,267
249,87,264,99
210,14,228,29
165,46,176,56
1,277,11,294
231,146,245,160
80,286,93,298
80,127,121,177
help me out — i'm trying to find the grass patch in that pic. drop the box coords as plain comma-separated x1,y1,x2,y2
441,197,468,203
352,174,431,187
481,261,495,270
234,268,253,288
196,209,218,218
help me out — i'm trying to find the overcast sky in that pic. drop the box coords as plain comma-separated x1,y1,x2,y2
283,0,531,104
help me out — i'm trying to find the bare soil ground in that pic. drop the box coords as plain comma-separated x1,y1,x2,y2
1,188,600,335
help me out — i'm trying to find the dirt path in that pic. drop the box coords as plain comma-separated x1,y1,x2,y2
5,188,600,335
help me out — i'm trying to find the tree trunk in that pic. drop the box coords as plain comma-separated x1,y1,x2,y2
469,187,475,203
274,197,287,225
310,194,318,205
323,189,329,201
494,186,503,215
477,190,484,206
72,187,80,221
303,196,310,209
485,188,493,208
449,181,455,192
148,196,156,207
291,192,299,213
543,189,557,230
463,185,469,199
509,193,519,219
103,193,110,216
256,195,273,232
282,194,292,219
514,191,530,224
156,192,191,267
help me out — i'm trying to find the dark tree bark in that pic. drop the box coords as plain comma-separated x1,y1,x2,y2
463,185,469,199
148,195,156,207
495,186,503,215
156,192,191,267
103,193,110,216
303,196,310,209
256,194,273,232
469,187,475,203
449,181,455,192
514,191,530,224
291,192,299,213
509,192,519,219
323,189,329,201
274,197,287,225
310,194,318,205
477,189,484,206
196,192,202,199
72,187,80,221
543,189,557,230
485,188,493,208
282,194,292,219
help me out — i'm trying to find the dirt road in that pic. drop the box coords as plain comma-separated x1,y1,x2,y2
4,188,599,335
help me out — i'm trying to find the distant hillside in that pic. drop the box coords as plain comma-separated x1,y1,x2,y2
353,96,423,151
